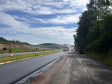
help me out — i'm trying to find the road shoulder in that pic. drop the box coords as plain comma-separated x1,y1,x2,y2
31,52,112,84
31,55,71,84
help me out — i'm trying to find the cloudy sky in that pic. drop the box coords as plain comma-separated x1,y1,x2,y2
0,0,89,45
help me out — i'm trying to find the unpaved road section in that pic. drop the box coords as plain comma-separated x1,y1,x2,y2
31,51,112,84
0,52,65,84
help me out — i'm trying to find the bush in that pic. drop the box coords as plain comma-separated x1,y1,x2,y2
108,48,112,59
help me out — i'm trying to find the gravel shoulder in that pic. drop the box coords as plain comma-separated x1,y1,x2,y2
31,54,71,84
31,51,112,84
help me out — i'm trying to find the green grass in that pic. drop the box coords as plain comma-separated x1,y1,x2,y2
8,47,24,53
85,50,112,66
0,50,4,54
0,47,55,54
0,51,61,63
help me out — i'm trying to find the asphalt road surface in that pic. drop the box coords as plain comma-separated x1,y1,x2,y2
0,51,51,57
69,52,112,84
31,51,112,84
0,52,65,84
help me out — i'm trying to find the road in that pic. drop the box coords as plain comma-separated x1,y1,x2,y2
0,52,65,84
0,51,52,57
31,51,112,84
69,52,112,84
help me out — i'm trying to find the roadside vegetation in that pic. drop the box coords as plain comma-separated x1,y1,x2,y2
0,51,60,64
74,0,112,66
0,37,61,54
0,47,57,54
7,47,52,53
0,37,31,45
85,50,112,66
0,50,4,54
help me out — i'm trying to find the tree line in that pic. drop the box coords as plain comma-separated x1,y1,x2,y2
0,37,31,45
74,0,112,54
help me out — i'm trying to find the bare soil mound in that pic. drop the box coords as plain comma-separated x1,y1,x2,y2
0,44,42,50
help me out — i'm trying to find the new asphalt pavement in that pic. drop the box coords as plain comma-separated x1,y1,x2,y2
0,52,65,84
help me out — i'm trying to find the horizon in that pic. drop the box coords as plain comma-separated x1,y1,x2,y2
0,36,73,45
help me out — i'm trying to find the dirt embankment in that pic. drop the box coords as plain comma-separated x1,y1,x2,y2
0,44,42,50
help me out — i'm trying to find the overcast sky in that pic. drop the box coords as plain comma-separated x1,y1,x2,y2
0,0,89,45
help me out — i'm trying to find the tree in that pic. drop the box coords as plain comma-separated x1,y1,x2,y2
74,0,112,53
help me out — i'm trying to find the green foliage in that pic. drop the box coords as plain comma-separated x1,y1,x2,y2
108,48,112,58
0,47,53,54
106,48,112,65
7,47,53,53
85,51,112,66
0,50,4,54
8,47,24,53
75,10,95,49
74,0,112,51
0,37,31,45
74,0,112,65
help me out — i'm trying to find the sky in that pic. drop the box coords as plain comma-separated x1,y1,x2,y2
0,0,89,45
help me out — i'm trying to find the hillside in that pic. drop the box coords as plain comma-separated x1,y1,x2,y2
0,37,31,45
0,37,70,50
0,37,43,51
0,44,41,50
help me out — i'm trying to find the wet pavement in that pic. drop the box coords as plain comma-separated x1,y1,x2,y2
31,51,112,84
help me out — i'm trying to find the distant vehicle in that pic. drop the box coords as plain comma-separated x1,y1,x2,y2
75,49,78,51
79,46,84,54
79,49,84,54
63,47,69,52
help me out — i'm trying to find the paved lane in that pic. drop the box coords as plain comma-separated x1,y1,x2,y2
0,52,65,84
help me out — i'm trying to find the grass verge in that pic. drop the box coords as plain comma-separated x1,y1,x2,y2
0,47,58,54
0,51,61,65
85,51,112,66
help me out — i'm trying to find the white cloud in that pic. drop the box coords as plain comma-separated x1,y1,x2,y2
0,12,76,41
33,14,81,24
0,26,76,39
69,0,89,8
0,0,89,14
0,12,28,30
0,26,76,45
0,0,89,45
7,13,81,25
48,14,81,24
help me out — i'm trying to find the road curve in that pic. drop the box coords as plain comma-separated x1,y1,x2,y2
0,52,65,84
